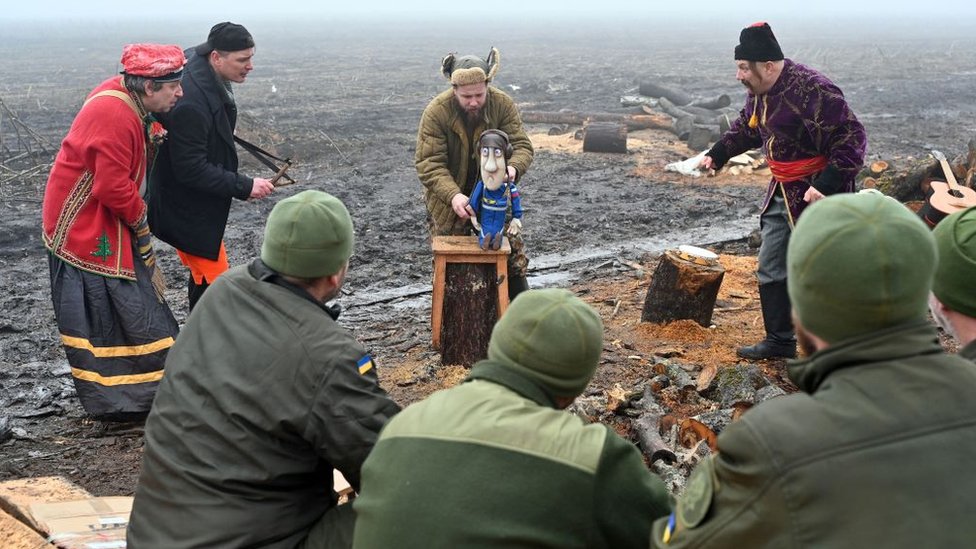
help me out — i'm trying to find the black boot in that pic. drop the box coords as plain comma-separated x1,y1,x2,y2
737,280,797,360
507,273,529,301
187,276,210,312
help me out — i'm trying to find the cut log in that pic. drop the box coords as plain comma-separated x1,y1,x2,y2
678,418,718,451
875,157,940,201
688,94,732,110
440,262,500,366
634,414,677,464
869,160,891,175
432,236,510,367
637,82,692,106
718,111,733,134
657,97,718,126
520,110,671,131
642,246,726,327
687,124,719,151
583,122,627,153
672,114,696,141
861,176,878,189
678,103,730,120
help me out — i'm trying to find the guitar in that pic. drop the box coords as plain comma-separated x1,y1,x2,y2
919,150,976,227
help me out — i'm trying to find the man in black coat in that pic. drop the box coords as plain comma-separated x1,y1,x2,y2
148,22,275,311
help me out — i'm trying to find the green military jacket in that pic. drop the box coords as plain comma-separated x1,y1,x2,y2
128,260,400,548
961,339,976,362
653,320,976,548
353,361,670,548
415,86,533,234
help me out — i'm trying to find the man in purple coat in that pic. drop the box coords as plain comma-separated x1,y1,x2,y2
700,22,867,360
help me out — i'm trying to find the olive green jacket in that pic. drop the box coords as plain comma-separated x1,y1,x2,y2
353,362,670,548
653,320,976,548
128,260,400,548
415,86,533,234
961,339,976,362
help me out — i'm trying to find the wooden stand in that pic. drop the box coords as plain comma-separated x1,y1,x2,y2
431,236,510,366
642,246,725,327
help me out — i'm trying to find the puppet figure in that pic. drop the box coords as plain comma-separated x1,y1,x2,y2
469,129,523,250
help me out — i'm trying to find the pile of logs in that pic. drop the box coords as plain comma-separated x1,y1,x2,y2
629,81,740,151
569,359,787,494
520,110,673,154
857,138,976,202
520,81,740,154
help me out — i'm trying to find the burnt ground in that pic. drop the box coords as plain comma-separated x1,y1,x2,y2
1,17,975,496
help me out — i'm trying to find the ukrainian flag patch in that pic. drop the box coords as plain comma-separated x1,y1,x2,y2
357,355,374,375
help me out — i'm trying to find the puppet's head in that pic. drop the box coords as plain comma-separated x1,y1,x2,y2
479,129,512,191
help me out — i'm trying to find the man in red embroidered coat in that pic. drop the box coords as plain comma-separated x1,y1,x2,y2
700,22,867,360
42,43,185,421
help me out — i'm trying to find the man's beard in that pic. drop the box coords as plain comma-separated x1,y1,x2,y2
464,107,483,124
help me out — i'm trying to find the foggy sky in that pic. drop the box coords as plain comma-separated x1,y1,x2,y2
2,0,972,21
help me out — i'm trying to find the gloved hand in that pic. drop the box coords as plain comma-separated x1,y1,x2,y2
133,218,167,300
133,219,155,267
507,218,522,237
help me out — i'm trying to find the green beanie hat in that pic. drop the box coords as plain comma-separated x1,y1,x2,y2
261,190,354,278
487,288,603,397
933,206,976,317
787,191,936,344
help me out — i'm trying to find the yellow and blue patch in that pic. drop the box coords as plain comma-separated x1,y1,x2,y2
662,512,676,544
357,355,374,375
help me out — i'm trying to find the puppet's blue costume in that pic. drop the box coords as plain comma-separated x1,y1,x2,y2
470,181,522,249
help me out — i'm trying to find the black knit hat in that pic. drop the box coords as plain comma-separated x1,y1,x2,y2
734,22,783,62
194,22,254,56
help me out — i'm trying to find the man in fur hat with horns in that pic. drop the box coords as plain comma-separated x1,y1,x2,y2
698,22,867,361
415,47,534,299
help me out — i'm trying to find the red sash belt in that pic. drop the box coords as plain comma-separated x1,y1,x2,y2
768,156,828,183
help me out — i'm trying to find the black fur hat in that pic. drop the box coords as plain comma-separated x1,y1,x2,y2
734,22,783,62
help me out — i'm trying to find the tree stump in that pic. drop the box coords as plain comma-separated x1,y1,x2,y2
583,122,627,153
440,263,499,366
642,246,725,327
431,236,510,367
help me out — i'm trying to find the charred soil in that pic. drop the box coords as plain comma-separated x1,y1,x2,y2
1,18,973,496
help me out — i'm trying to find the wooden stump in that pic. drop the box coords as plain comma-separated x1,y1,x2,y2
441,263,499,365
687,125,718,151
583,122,627,153
642,246,725,327
431,236,510,367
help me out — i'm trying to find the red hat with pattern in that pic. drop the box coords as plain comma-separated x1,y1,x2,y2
120,44,186,82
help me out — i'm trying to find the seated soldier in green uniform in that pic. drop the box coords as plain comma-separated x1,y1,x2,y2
654,191,976,548
929,206,976,362
129,190,400,549
353,288,671,548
